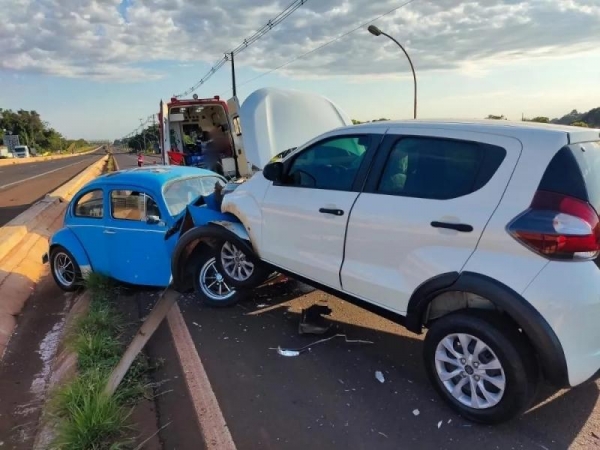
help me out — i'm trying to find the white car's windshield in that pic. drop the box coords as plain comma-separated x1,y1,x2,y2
163,175,226,216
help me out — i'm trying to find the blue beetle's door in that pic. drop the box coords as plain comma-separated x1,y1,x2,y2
105,187,172,287
69,187,110,274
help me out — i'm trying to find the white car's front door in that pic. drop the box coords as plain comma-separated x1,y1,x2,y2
260,133,381,290
340,129,523,314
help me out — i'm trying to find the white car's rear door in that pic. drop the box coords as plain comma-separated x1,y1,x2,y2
340,128,522,314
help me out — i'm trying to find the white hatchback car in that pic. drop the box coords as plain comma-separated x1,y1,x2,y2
172,119,600,424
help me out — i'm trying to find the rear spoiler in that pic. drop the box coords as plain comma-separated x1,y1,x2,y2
568,129,600,145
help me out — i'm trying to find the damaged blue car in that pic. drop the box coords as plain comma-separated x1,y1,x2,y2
43,165,269,306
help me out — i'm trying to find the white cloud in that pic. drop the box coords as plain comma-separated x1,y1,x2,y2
0,0,598,82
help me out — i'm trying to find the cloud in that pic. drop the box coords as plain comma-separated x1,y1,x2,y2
0,0,598,82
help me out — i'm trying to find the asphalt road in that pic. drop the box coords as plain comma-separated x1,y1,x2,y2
113,151,162,170
159,281,599,450
0,150,104,226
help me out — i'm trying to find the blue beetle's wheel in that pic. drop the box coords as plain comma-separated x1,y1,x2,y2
50,246,81,292
193,249,246,307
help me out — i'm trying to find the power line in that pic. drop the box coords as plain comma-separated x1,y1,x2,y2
175,0,310,98
225,0,418,94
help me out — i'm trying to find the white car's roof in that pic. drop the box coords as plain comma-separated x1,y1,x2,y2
351,119,600,145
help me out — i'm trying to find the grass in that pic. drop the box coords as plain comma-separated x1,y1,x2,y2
48,273,156,450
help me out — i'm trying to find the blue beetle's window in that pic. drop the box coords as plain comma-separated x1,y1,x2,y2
111,190,161,221
74,189,103,218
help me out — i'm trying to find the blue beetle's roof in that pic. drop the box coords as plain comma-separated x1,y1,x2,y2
84,165,223,192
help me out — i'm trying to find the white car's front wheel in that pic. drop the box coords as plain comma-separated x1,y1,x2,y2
215,240,272,290
423,310,539,424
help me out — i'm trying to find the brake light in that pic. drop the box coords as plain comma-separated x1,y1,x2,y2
507,190,600,260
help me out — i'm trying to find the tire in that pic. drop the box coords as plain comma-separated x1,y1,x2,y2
49,246,82,292
423,309,539,424
192,248,246,307
214,240,272,290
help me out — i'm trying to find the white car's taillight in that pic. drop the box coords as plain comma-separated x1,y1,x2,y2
507,190,600,261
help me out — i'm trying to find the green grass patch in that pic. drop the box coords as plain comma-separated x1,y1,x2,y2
48,273,156,450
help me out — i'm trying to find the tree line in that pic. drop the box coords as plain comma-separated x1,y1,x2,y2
486,107,600,128
0,108,89,153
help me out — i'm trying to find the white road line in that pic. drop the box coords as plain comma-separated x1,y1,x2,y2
0,159,90,190
167,304,237,450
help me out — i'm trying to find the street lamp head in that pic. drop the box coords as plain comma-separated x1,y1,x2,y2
368,25,382,36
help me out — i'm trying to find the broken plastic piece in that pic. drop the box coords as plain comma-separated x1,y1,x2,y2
412,409,420,416
437,421,443,429
375,371,385,383
277,347,300,357
271,334,374,356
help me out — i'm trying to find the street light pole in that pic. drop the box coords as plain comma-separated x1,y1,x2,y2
368,25,417,119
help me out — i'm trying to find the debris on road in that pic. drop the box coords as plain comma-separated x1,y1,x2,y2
413,409,420,416
375,371,385,383
277,348,301,357
437,420,443,429
298,304,332,335
271,334,374,356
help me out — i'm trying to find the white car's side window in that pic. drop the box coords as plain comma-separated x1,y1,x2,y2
283,135,372,191
376,137,505,200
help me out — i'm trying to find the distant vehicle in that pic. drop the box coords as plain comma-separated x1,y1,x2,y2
0,146,14,159
13,145,31,158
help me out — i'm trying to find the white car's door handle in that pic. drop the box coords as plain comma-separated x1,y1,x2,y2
103,229,116,235
319,207,344,216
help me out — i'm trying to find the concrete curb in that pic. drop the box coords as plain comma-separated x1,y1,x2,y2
0,155,108,264
0,155,111,359
32,291,91,450
0,146,101,167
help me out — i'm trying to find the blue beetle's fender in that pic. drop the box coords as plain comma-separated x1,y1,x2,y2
48,228,92,276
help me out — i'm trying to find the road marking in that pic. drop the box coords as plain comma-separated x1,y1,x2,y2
0,159,90,190
167,304,237,450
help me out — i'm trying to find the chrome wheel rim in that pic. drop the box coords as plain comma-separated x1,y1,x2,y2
53,252,76,287
200,257,236,301
434,333,506,409
220,241,254,282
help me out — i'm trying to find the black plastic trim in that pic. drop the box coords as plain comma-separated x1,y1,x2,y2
405,272,460,332
406,271,569,387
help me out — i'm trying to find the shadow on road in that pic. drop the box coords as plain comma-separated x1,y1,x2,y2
130,276,600,450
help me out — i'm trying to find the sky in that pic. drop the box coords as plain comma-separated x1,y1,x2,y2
0,0,599,140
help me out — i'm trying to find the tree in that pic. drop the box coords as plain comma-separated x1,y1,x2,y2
571,121,589,128
486,114,506,120
528,116,550,123
0,108,86,152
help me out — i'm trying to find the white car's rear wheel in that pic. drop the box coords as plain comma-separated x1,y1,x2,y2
423,310,538,424
50,246,81,292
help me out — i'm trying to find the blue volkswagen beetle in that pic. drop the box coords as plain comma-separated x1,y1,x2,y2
43,165,259,306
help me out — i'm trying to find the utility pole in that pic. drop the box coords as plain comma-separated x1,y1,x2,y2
139,118,147,152
231,51,237,97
